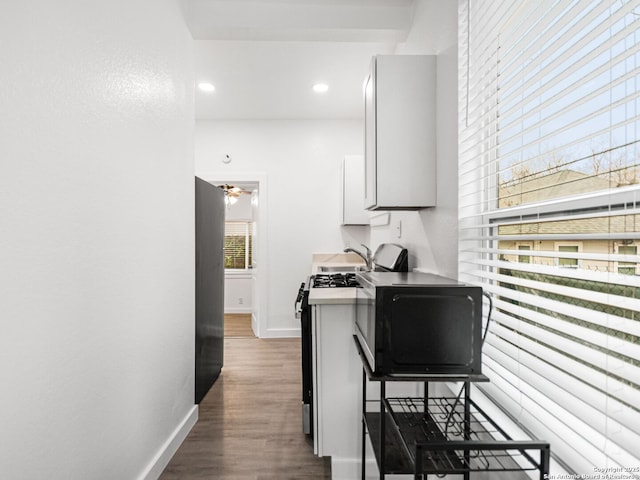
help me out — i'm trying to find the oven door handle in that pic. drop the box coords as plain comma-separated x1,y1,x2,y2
295,282,306,318
294,283,304,306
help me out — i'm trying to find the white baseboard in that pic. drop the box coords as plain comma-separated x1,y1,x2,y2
330,457,361,480
259,327,301,338
332,436,416,480
138,405,198,480
224,307,252,314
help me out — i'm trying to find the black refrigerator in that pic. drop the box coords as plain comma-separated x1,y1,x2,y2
195,176,225,404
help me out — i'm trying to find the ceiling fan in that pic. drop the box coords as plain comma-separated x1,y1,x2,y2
218,184,251,205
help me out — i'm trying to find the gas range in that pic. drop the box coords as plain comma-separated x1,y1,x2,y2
294,271,360,436
312,273,360,288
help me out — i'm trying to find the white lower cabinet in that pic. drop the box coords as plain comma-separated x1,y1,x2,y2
312,303,421,479
312,304,360,461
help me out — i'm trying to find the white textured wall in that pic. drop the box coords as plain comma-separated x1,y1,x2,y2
0,1,195,479
370,0,459,278
195,120,367,335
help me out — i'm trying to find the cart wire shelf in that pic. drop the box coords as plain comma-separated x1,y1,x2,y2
382,396,550,476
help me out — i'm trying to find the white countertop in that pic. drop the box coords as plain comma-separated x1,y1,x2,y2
308,252,364,305
308,286,358,305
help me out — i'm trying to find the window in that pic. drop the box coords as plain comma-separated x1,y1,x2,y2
224,222,253,270
459,0,640,475
617,244,638,275
556,244,580,268
517,243,532,263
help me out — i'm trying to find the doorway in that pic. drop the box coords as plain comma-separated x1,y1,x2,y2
202,174,267,338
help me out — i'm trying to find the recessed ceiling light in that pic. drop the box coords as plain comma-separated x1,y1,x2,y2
198,82,216,93
313,83,329,93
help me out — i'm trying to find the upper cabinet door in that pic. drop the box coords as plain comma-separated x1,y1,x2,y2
365,55,437,211
364,66,377,210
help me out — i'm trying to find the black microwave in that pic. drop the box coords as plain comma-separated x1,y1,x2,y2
355,271,483,376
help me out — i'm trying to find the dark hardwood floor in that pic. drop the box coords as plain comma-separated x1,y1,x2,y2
160,336,331,480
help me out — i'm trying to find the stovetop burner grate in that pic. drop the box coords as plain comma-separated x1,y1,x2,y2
313,273,359,288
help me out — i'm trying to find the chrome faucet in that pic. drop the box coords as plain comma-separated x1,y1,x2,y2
344,244,372,271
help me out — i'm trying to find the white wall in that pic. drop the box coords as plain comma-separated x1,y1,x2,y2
0,1,196,479
195,120,368,335
224,273,253,313
370,0,459,278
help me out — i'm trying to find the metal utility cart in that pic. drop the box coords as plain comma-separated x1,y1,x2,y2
354,337,550,480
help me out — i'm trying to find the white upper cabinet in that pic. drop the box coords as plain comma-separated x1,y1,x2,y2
364,55,437,210
342,155,369,225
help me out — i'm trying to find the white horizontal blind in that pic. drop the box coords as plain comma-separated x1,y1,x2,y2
459,0,640,475
224,222,252,270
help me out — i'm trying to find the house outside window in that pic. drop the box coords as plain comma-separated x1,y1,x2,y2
224,221,253,270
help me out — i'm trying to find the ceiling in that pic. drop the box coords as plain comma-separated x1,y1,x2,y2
184,0,417,120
